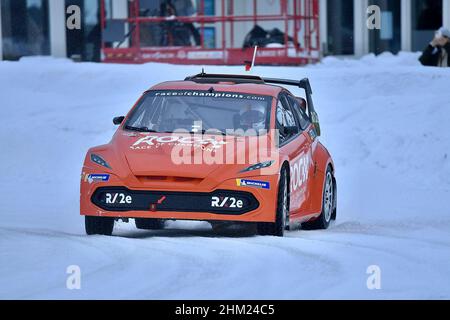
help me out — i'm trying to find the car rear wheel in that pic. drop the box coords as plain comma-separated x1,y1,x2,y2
85,216,114,236
257,169,288,237
135,218,165,230
302,166,335,230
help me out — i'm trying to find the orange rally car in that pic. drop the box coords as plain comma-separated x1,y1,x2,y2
80,73,336,237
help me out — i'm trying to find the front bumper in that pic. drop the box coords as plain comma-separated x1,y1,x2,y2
80,169,279,223
91,187,259,215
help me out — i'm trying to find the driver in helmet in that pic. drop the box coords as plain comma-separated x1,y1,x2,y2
236,103,266,132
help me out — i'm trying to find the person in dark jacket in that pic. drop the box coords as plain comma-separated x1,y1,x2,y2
419,27,450,67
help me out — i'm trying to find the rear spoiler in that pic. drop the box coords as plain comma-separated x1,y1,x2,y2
262,78,320,136
262,77,312,95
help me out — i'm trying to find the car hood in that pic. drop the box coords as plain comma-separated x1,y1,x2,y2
113,131,275,179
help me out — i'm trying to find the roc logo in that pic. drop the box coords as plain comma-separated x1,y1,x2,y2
236,179,270,190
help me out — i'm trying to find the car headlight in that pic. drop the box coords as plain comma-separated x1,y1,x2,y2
90,154,111,169
240,160,274,173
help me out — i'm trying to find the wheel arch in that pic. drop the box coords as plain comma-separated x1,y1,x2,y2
278,160,291,213
310,142,335,215
314,142,334,175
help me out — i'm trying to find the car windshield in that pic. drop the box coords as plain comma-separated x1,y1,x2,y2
124,90,272,136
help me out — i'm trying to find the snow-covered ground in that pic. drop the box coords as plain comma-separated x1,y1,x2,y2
0,52,449,299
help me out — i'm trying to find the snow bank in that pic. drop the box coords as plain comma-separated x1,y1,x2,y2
0,53,449,299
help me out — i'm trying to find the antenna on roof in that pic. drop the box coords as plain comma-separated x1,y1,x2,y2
245,46,258,72
201,67,206,76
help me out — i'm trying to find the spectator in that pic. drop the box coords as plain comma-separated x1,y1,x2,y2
159,0,181,46
173,0,200,45
419,27,450,67
160,0,200,46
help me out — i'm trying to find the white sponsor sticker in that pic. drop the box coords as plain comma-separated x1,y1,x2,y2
290,153,311,192
130,135,227,150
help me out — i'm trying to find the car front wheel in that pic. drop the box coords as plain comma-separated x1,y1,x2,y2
257,169,289,237
135,218,165,230
85,216,114,236
302,166,335,230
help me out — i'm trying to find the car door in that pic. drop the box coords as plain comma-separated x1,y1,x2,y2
286,95,315,217
276,92,309,216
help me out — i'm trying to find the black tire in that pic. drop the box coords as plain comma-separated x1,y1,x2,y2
211,221,233,234
331,176,337,221
85,216,114,236
211,222,254,237
257,168,289,237
302,166,335,230
135,218,164,230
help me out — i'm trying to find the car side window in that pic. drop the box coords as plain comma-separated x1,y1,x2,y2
288,96,310,131
276,94,297,144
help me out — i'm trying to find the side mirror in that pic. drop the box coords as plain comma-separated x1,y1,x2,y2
113,116,125,125
284,126,299,135
310,111,321,136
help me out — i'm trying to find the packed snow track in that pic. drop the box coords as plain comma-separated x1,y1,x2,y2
0,53,449,299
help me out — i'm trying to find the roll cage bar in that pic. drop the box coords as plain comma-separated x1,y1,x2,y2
184,73,320,135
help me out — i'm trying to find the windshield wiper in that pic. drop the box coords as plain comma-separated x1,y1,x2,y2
124,125,157,133
190,129,226,136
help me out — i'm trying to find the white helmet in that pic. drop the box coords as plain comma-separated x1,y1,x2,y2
240,104,266,131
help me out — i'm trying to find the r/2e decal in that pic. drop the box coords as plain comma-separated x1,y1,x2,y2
211,196,244,208
105,193,132,204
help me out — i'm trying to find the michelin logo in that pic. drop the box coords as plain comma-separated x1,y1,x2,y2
88,174,110,183
236,179,270,190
